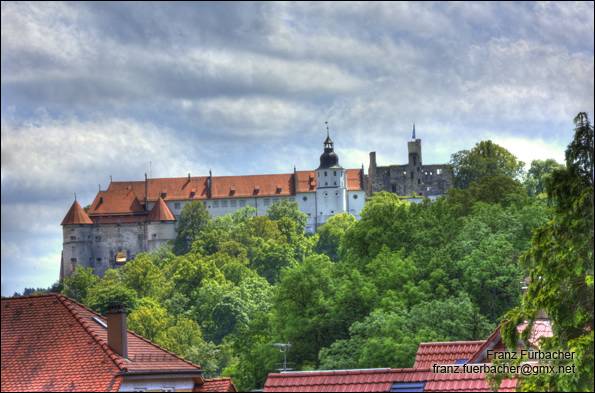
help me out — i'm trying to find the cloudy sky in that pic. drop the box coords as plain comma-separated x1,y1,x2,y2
1,2,593,295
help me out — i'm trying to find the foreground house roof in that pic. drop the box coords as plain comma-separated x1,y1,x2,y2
263,368,516,392
195,378,236,392
413,341,485,368
1,294,234,392
264,321,553,392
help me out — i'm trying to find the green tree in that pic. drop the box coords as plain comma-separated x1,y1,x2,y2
316,213,356,261
267,200,308,234
502,113,594,392
319,295,493,369
62,266,99,302
524,159,564,196
175,201,210,254
157,317,222,376
85,269,137,314
128,297,172,341
119,253,168,299
273,254,337,368
451,140,524,188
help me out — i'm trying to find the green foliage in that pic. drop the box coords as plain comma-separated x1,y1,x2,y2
316,213,356,261
319,295,493,369
451,140,525,188
267,200,308,234
175,200,210,254
62,266,98,302
502,113,594,392
84,269,137,314
524,159,564,196
128,297,172,341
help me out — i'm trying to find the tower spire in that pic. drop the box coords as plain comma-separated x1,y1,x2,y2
412,122,416,139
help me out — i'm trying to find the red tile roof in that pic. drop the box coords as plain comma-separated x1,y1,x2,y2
264,368,398,392
195,378,236,392
147,197,176,222
413,341,485,368
1,294,204,392
61,200,93,225
85,170,364,217
263,368,515,392
424,370,516,392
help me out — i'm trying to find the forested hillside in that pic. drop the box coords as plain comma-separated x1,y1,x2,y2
55,115,593,392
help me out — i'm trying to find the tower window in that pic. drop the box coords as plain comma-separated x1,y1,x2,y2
418,179,421,184
353,194,358,199
324,171,327,177
334,181,337,186
174,202,181,209
70,236,76,241
333,171,336,176
410,172,414,180
302,196,308,201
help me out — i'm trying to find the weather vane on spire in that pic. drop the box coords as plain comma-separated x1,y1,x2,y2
325,120,330,138
412,122,416,140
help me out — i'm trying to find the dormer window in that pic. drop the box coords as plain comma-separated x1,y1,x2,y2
160,191,167,198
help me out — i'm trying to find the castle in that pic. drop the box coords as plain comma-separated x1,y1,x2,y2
60,126,452,279
60,133,366,278
367,124,453,198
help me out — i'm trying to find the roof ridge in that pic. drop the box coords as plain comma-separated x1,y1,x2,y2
2,293,58,301
54,294,128,372
418,340,485,345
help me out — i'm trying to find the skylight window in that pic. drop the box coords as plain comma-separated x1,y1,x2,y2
92,316,107,329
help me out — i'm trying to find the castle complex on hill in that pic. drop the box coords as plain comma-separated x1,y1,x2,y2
60,126,452,278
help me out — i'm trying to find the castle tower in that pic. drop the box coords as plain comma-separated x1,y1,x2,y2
146,197,176,251
60,200,94,279
315,123,347,227
407,123,423,195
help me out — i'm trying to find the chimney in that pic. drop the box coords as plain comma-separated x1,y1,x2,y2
106,305,128,358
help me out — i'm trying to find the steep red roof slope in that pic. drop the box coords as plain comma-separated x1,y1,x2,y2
413,341,485,368
1,294,203,392
61,200,93,225
147,197,176,222
1,294,122,392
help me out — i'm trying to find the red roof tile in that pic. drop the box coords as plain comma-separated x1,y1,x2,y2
413,341,485,368
147,197,176,222
85,170,364,217
1,294,204,392
194,378,236,392
89,188,145,216
425,370,516,392
61,200,93,225
263,368,515,392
